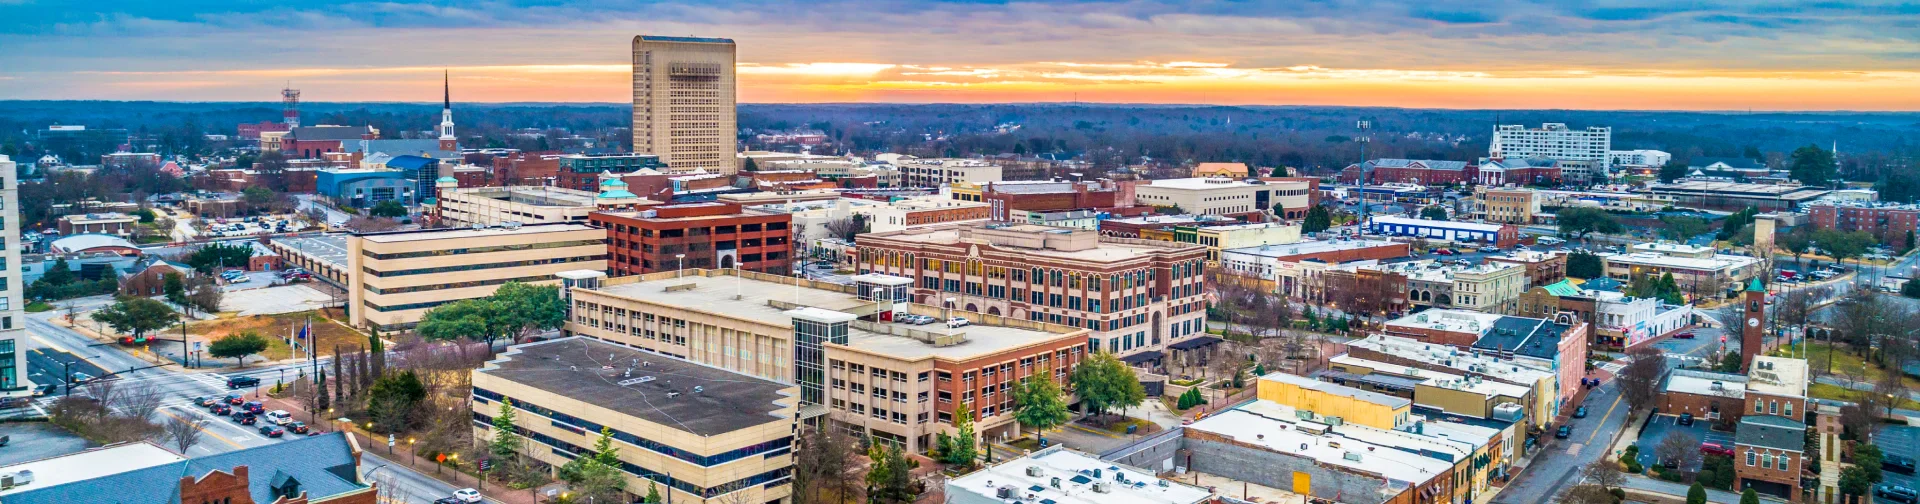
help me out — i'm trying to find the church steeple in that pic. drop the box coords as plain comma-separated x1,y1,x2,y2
438,70,457,151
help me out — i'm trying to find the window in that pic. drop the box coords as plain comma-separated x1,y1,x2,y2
1755,401,1763,413
1747,452,1757,466
1769,401,1778,415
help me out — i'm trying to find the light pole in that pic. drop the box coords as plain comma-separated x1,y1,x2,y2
1356,120,1372,230
675,253,686,278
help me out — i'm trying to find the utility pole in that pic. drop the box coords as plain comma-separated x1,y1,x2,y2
1356,120,1373,231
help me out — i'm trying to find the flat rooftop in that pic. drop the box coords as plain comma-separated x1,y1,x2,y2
1632,242,1713,255
1386,309,1502,335
1370,216,1504,233
0,443,184,497
1258,371,1412,409
948,447,1213,504
1187,404,1448,486
1345,335,1555,384
867,226,1198,263
1238,400,1481,459
1663,369,1749,399
274,233,351,268
592,272,1080,361
1223,239,1401,259
1469,317,1570,361
1746,356,1809,398
478,337,792,436
1141,177,1258,190
357,222,599,243
445,186,602,207
1600,251,1759,272
1331,355,1530,398
1651,181,1832,199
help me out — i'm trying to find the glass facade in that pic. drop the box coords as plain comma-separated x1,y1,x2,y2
793,318,848,404
0,339,13,391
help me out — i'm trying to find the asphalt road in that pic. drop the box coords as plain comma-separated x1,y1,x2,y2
1493,377,1632,504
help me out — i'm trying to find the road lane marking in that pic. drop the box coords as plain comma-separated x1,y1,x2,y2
1566,442,1583,454
161,407,244,449
31,335,68,353
1583,390,1625,447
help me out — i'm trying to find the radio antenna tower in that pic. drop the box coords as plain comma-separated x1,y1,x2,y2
282,83,302,127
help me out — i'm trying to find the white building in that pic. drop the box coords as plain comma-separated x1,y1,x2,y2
1491,123,1612,180
1133,177,1269,216
0,156,25,397
1593,290,1694,348
890,157,1003,187
944,446,1213,504
1609,150,1672,168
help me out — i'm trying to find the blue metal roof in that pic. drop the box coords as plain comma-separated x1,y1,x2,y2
2,433,366,504
385,155,436,171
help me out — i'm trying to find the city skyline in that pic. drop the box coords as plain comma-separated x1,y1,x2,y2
3,0,1918,110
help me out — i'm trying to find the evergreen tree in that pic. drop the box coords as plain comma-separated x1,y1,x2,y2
592,426,620,467
1303,206,1332,233
645,481,663,503
490,396,520,459
945,404,978,467
1740,488,1759,504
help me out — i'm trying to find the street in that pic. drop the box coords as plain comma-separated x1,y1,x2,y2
1493,377,1632,504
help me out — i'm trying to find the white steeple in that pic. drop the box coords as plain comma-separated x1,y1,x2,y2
439,70,456,151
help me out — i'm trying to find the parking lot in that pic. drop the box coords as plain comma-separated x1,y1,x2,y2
1633,413,1734,472
0,422,93,466
198,215,310,239
1881,425,1919,493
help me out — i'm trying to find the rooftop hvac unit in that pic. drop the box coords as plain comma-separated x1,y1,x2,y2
1050,477,1062,489
1325,416,1345,426
502,221,522,230
1026,466,1044,477
996,486,1014,499
1092,482,1111,494
1343,451,1363,462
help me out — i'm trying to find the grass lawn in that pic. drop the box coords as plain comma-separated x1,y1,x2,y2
1809,382,1920,410
188,310,365,363
1007,437,1042,452
1799,342,1920,389
25,301,53,313
1096,417,1162,435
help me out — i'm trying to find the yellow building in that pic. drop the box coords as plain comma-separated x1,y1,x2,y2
948,181,986,202
1193,222,1302,264
1190,162,1250,178
346,222,608,330
473,337,797,504
1255,371,1411,430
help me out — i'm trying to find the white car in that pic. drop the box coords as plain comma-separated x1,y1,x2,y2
265,410,292,425
946,317,971,328
452,488,483,503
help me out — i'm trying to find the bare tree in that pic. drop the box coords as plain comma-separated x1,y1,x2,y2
1557,484,1616,504
1581,459,1626,492
346,215,402,233
1871,372,1910,419
119,380,165,421
821,215,867,243
1655,430,1703,473
1617,346,1669,412
163,414,207,454
82,378,121,423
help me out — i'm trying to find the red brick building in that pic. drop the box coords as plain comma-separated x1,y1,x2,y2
980,180,1127,221
1485,250,1566,288
1734,414,1809,502
592,202,794,276
236,121,291,140
281,126,376,159
493,152,561,185
1806,202,1918,250
1339,159,1470,186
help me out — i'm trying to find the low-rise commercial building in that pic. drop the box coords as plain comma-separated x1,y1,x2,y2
892,158,1003,187
56,212,138,237
1598,242,1761,299
561,269,1091,453
1324,355,1535,427
856,224,1208,365
346,222,609,330
1366,216,1519,248
1345,334,1559,428
1006,209,1100,230
864,195,991,233
1190,162,1250,178
1476,187,1540,224
1609,150,1672,169
1484,250,1565,288
434,185,655,226
556,153,668,192
1659,369,1749,423
472,337,798,504
1370,260,1526,314
946,446,1213,504
1217,240,1410,298
593,202,794,276
0,434,375,504
1384,310,1587,415
1097,214,1242,239
1645,181,1830,212
972,179,1135,221
1134,177,1300,219
1339,159,1469,186
1734,414,1808,502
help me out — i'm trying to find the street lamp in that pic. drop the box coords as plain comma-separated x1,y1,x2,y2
675,253,686,278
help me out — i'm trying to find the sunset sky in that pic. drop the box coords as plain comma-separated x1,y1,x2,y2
3,0,1918,110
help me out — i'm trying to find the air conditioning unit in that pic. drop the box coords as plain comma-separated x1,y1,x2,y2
1026,466,1044,477
1325,416,1345,426
1092,482,1112,494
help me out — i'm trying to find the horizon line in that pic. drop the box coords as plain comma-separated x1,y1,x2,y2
2,99,1915,115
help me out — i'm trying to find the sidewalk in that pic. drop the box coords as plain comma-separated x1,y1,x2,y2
260,395,541,504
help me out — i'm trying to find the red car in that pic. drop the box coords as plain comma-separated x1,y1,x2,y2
1674,332,1696,339
227,394,245,405
1434,249,1455,256
1701,442,1734,457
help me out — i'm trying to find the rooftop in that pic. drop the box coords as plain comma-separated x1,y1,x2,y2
477,337,792,436
947,446,1213,504
590,271,1082,361
1345,334,1555,385
442,185,606,207
1239,401,1484,460
1105,214,1240,226
1662,369,1749,399
1745,356,1809,398
1386,309,1503,336
356,222,599,243
1649,181,1832,200
273,234,351,269
0,442,183,497
1222,239,1402,259
1186,403,1448,487
0,434,367,504
1599,251,1760,272
1331,355,1531,399
1632,242,1714,255
1735,415,1808,452
1468,317,1570,361
1258,371,1413,409
1141,177,1259,191
864,225,1201,263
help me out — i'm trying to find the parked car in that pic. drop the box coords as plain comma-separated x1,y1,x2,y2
226,376,260,389
1700,442,1735,457
1572,406,1587,418
1886,454,1918,475
946,317,971,328
1674,332,1695,339
1555,426,1572,439
452,488,484,503
193,396,216,407
258,424,285,438
1878,485,1919,504
265,410,292,425
1433,249,1455,256
1679,413,1695,426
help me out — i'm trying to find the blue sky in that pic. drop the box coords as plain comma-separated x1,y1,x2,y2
3,0,1917,109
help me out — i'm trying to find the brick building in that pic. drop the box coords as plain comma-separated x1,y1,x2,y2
57,212,138,237
592,202,794,276
1735,414,1809,502
1339,159,1469,186
556,153,667,192
977,180,1130,221
1485,250,1566,288
1806,201,1919,250
491,151,561,185
855,224,1209,365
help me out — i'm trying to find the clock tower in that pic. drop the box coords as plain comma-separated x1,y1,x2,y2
1741,278,1766,372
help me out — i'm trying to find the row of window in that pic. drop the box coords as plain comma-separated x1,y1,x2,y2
361,273,560,295
360,239,606,260
473,411,793,498
363,255,605,277
473,387,793,467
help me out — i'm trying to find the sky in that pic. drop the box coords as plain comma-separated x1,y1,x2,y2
2,0,1918,110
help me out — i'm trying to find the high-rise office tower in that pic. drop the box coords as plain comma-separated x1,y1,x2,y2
631,35,737,174
0,155,26,397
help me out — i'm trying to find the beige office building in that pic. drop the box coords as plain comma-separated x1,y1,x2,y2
434,185,653,226
632,36,737,174
0,156,25,397
563,269,1091,453
473,337,797,504
347,223,608,330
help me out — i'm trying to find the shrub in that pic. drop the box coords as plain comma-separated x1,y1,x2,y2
1624,460,1644,474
